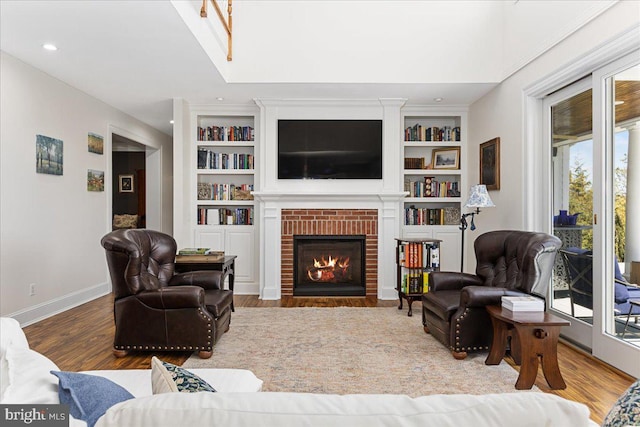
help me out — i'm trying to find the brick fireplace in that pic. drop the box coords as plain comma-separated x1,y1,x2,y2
281,209,378,296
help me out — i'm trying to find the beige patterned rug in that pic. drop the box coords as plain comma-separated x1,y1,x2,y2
183,307,538,395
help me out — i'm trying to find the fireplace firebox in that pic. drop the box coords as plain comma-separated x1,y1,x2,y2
293,235,366,296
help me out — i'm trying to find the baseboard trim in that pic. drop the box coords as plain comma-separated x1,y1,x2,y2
8,282,111,327
232,282,260,295
379,288,400,300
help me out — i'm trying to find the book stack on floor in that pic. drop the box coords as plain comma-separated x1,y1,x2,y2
501,296,545,312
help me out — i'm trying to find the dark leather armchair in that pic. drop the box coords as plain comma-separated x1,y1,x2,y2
422,230,562,359
101,229,233,359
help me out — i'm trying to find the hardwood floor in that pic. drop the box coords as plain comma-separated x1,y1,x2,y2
23,294,633,424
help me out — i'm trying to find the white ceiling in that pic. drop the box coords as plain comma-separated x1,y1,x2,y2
0,1,616,136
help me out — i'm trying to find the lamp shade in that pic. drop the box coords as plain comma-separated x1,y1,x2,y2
464,184,495,208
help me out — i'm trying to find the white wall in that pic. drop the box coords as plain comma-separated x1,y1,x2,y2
0,52,173,324
500,0,616,79
466,1,640,271
229,1,504,84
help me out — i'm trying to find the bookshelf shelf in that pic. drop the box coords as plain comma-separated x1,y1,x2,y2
196,169,255,175
403,169,462,176
395,237,442,317
196,141,255,148
405,197,462,203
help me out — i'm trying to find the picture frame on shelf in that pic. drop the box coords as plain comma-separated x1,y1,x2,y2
480,137,500,190
119,174,134,193
431,148,460,170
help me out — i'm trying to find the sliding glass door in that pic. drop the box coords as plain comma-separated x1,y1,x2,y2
546,52,640,376
591,56,640,375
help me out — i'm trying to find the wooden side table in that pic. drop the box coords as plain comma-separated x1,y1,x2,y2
485,305,570,390
175,255,237,311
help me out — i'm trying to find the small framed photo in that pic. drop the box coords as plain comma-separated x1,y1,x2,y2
480,137,500,190
119,174,134,193
431,148,460,170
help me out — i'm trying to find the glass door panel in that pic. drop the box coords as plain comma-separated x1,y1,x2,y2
549,87,595,330
591,56,640,377
604,64,640,345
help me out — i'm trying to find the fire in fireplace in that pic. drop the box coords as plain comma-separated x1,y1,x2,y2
294,235,365,296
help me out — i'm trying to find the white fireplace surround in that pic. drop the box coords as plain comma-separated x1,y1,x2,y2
254,192,405,300
253,98,409,300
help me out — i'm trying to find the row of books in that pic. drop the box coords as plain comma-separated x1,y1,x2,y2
197,126,254,142
501,296,544,312
398,242,440,269
404,125,461,142
405,178,460,198
405,206,460,226
197,183,254,201
197,207,254,225
399,272,430,294
404,157,426,169
197,150,254,170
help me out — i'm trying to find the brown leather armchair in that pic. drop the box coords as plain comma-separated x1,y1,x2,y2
422,230,561,360
101,229,233,359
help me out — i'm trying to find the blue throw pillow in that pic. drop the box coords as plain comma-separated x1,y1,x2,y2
50,371,134,427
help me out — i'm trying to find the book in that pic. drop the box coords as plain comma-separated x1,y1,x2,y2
178,248,216,256
501,296,544,312
206,208,220,225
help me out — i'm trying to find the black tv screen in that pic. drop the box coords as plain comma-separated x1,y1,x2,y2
278,120,383,179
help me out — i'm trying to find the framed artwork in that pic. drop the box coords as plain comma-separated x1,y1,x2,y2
36,134,63,175
88,132,104,154
480,137,500,190
87,169,104,192
119,174,134,193
431,148,460,170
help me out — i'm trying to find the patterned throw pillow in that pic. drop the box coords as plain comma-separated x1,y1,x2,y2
603,379,640,427
112,214,138,229
150,356,216,394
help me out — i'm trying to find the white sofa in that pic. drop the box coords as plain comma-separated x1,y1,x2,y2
0,317,262,427
1,317,598,427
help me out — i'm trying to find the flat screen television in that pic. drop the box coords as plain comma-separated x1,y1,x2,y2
278,120,383,179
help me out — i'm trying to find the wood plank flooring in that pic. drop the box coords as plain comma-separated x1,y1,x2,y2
23,294,633,424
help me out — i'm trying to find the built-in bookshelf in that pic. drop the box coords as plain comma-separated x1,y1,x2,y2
195,115,256,226
396,237,441,316
401,109,467,272
190,109,260,288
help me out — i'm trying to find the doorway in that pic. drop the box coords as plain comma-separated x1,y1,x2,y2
112,134,146,230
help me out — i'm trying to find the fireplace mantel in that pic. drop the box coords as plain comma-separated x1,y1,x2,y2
253,191,407,204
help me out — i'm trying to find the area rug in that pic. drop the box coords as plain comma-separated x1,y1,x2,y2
183,307,537,395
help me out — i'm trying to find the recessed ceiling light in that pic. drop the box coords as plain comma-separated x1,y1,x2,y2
433,97,443,103
42,43,58,51
216,97,224,101
169,120,175,124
